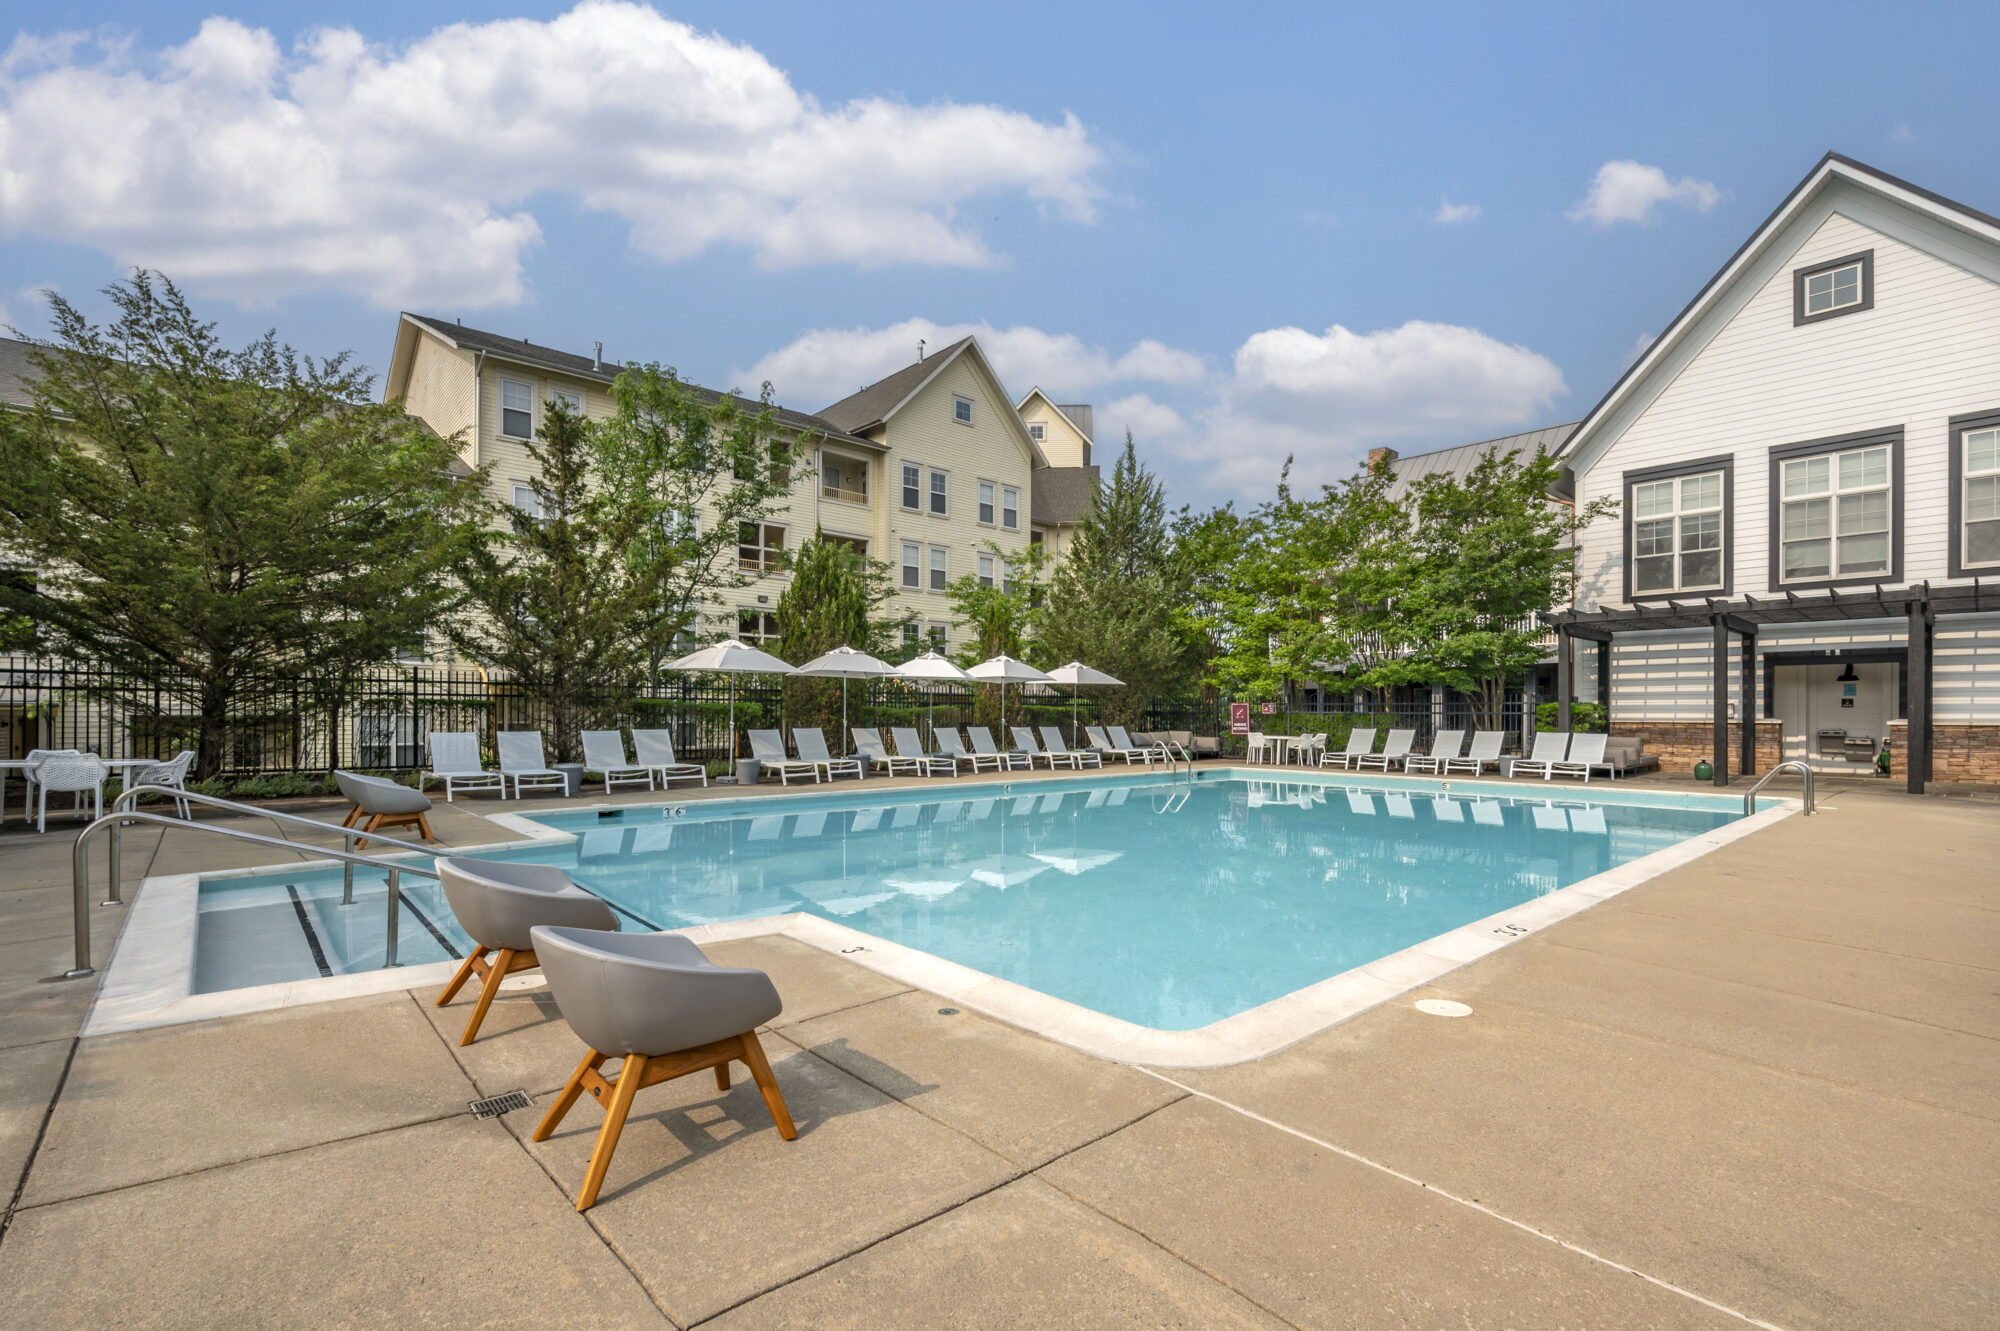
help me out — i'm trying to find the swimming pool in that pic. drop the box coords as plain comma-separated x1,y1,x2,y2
181,771,1750,1036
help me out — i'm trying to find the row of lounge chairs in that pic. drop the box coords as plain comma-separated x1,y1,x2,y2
1298,727,1629,782
750,724,1170,784
425,729,707,801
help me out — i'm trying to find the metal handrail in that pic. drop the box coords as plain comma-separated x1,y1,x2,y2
1743,760,1816,817
65,796,440,980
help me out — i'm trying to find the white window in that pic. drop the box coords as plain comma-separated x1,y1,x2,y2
1965,426,2000,569
822,454,868,504
929,546,948,591
1003,562,1018,595
1630,471,1723,594
738,522,786,574
901,463,922,511
927,622,948,647
737,609,779,643
929,469,948,516
510,481,543,520
953,395,973,425
500,378,534,438
550,388,582,414
978,480,996,525
392,628,428,666
978,552,996,587
1804,262,1863,317
672,618,699,655
900,541,921,590
902,621,920,646
1781,445,1890,581
1001,486,1019,530
1028,421,1046,442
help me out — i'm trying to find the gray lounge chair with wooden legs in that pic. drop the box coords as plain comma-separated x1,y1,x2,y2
433,857,618,1045
530,925,795,1212
334,770,436,848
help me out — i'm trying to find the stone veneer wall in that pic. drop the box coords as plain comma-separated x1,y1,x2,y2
1610,721,1783,776
1887,722,2000,785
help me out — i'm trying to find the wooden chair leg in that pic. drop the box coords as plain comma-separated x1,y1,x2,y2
435,946,484,1006
576,1054,648,1211
458,947,514,1045
535,1048,606,1141
714,1061,730,1092
340,806,363,830
737,1031,797,1140
414,811,436,844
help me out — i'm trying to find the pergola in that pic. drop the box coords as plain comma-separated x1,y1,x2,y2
1543,580,1995,795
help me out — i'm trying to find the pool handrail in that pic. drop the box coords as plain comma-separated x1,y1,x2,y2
1742,760,1815,817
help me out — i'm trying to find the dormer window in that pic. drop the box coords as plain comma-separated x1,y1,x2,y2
1028,421,1046,442
953,395,973,425
1793,251,1873,325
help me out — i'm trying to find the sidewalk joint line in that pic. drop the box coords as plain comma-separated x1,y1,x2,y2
0,1037,79,1248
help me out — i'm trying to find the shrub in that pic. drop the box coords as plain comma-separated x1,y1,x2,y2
1535,701,1608,733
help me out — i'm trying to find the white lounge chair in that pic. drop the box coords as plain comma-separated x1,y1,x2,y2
1086,725,1152,766
497,731,568,798
1355,728,1416,771
426,731,505,802
1106,726,1164,764
747,730,819,784
580,730,654,794
935,729,1004,774
1403,730,1465,775
1320,728,1376,769
1441,730,1505,776
1508,731,1572,780
968,726,1029,771
890,727,956,777
795,728,863,782
1550,732,1610,782
631,729,707,788
1011,727,1065,769
853,728,923,777
1041,726,1103,768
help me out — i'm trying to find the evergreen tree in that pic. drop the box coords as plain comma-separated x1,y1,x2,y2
0,274,481,778
772,535,880,734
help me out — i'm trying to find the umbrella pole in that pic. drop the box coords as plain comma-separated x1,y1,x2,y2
727,676,735,771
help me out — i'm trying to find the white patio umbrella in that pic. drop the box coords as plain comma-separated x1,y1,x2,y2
966,654,1052,730
662,638,795,763
895,650,972,746
793,645,895,741
1044,661,1124,737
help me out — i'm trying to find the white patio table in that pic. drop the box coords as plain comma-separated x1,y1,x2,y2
0,756,160,826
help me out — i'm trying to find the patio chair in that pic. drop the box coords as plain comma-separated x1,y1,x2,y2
794,728,862,782
1040,726,1104,768
1291,732,1328,766
935,728,1004,774
1508,731,1572,779
1192,734,1221,759
334,770,435,847
1550,732,1610,782
968,726,1029,770
889,727,956,777
1404,730,1465,776
1011,726,1062,769
1244,731,1270,764
747,730,820,784
581,730,654,794
29,752,106,833
1085,726,1150,766
426,732,505,802
1355,728,1416,771
125,749,195,818
853,728,923,777
631,729,708,789
1106,727,1160,764
1442,730,1505,775
531,925,795,1212
497,730,568,799
433,857,620,1046
1320,728,1377,770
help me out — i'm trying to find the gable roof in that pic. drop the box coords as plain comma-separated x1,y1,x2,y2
1014,387,1094,444
1558,152,2000,472
816,336,975,434
1381,423,1579,500
398,314,870,447
1032,465,1101,526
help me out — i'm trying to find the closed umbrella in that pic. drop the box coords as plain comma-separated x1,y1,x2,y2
662,638,795,767
966,654,1052,731
793,645,896,742
895,650,971,747
1044,661,1124,738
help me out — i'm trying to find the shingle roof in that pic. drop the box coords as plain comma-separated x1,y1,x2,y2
815,336,975,434
0,337,41,410
1031,465,1100,527
1376,422,1579,500
404,314,870,446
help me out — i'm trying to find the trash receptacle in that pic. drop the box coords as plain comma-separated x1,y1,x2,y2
735,758,761,786
554,762,585,797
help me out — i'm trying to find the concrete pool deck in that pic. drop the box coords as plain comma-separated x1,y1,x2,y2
0,770,1994,1327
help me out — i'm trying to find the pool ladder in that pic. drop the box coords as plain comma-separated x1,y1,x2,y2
1741,760,1816,817
62,784,444,979
1153,739,1195,781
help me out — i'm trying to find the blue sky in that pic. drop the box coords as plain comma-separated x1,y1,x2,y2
4,1,1996,502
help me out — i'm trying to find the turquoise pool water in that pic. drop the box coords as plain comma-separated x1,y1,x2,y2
192,773,1741,1028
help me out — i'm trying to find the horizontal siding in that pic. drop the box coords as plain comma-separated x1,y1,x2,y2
1577,208,2000,609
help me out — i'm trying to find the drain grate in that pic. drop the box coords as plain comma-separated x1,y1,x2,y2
469,1089,534,1119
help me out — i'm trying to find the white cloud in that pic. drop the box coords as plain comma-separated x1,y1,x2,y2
1433,196,1481,224
0,4,1105,307
1171,320,1567,495
1101,393,1188,442
1889,122,1915,143
1566,160,1721,227
1625,331,1657,367
741,318,1203,406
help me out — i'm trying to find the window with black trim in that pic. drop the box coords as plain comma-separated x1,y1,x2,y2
1766,428,1902,590
1950,410,2000,577
1624,460,1729,598
1793,250,1873,325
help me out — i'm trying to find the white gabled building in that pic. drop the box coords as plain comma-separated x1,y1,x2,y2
1550,152,2000,790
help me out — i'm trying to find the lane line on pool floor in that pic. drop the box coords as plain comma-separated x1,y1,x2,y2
1136,1068,1792,1331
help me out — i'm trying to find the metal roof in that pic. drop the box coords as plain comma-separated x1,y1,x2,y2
1380,422,1579,500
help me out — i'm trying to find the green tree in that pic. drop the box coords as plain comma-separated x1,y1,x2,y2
1038,434,1195,722
444,401,668,761
944,540,1048,727
0,274,481,778
773,534,873,734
